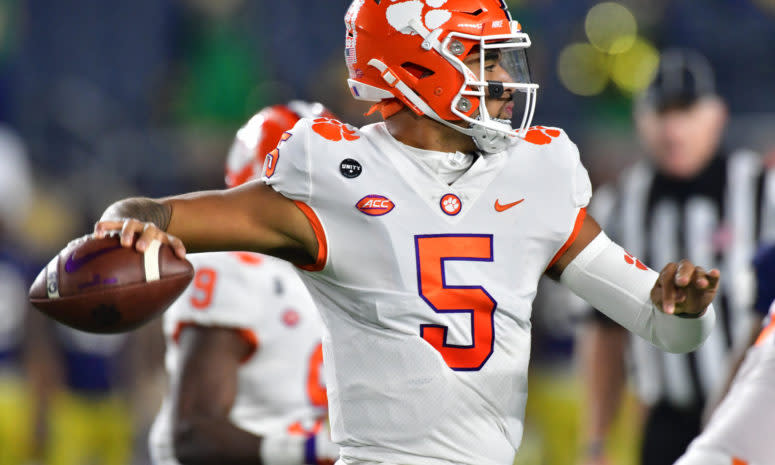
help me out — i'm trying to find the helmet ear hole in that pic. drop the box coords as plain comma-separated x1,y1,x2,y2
401,62,435,80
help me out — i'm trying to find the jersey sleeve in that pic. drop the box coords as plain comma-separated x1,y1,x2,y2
261,118,312,202
567,135,592,209
545,129,592,268
260,117,330,272
164,253,267,332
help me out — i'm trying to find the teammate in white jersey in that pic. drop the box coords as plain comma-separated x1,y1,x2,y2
673,245,775,465
148,103,339,465
92,1,720,464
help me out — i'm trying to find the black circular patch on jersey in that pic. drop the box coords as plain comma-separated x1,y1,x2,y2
340,159,362,178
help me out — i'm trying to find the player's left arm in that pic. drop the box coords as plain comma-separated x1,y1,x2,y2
171,325,337,465
171,325,261,464
546,215,719,353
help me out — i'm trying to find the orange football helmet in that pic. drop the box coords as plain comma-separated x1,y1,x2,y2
225,101,336,188
344,0,538,153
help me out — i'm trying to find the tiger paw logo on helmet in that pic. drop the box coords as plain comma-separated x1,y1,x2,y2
523,126,561,146
386,0,453,35
311,118,360,142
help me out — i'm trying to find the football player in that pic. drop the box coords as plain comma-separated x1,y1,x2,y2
673,244,775,465
148,102,340,465
94,2,719,464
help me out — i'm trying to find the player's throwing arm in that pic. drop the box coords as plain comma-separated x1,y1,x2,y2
94,181,321,267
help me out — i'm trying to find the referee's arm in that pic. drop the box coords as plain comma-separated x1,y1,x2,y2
578,317,628,463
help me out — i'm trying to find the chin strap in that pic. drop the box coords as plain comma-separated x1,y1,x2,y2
471,119,515,153
365,99,405,119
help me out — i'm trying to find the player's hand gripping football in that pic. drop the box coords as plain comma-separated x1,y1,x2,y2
651,260,720,317
94,219,187,259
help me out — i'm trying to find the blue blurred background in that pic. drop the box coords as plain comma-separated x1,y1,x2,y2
0,1,773,464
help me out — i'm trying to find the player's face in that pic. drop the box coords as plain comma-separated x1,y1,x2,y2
464,49,515,121
636,97,727,179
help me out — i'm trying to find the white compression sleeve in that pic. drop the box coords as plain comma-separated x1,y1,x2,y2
560,231,715,354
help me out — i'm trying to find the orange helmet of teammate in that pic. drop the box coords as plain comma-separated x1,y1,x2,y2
225,101,336,188
344,0,538,154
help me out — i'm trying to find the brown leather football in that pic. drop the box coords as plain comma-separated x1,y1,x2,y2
29,234,194,334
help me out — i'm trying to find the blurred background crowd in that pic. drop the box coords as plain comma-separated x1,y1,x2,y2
0,0,773,464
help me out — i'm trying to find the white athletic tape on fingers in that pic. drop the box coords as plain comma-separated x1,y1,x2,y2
46,256,60,299
144,240,161,282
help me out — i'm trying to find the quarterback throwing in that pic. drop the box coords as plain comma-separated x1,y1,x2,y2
93,1,719,464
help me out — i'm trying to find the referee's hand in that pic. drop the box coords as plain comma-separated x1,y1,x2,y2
651,260,721,317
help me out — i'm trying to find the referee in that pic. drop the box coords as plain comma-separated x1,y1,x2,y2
580,48,775,465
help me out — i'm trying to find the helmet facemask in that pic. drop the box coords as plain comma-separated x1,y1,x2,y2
441,23,538,153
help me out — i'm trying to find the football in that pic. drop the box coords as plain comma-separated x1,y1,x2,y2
29,234,194,334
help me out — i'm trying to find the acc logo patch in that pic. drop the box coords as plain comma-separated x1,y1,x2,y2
356,195,395,216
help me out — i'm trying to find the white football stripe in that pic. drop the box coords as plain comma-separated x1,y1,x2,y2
144,240,161,282
46,256,60,299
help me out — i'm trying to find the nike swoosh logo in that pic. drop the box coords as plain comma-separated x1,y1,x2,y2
64,245,122,273
494,198,525,212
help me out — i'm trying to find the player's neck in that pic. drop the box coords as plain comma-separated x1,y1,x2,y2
385,109,477,154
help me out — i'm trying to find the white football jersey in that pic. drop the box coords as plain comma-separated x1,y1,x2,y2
262,118,591,465
676,303,775,465
149,252,327,465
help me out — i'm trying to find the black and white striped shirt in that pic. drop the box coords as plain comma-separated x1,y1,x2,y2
593,149,775,408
